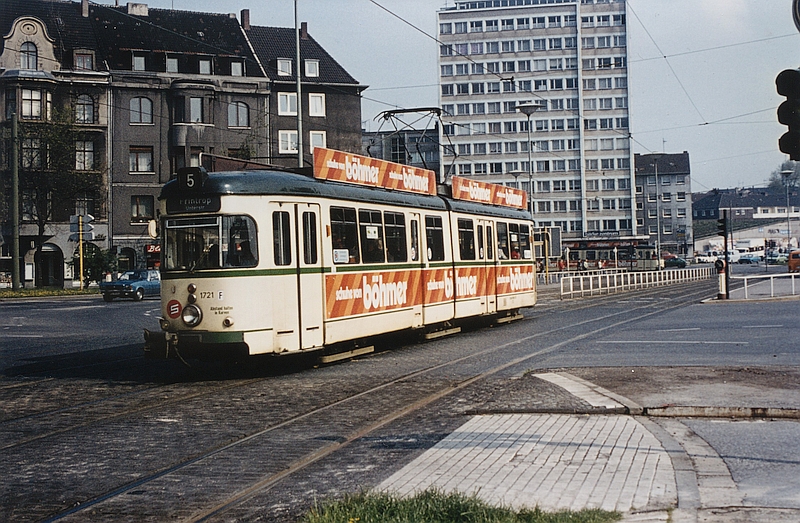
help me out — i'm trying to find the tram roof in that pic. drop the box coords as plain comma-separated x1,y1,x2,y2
161,169,533,220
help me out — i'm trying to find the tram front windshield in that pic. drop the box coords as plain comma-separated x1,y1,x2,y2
163,215,258,270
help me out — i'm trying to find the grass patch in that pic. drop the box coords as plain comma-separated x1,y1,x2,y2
0,288,99,299
303,490,621,523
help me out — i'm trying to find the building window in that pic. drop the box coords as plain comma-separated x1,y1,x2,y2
278,92,297,115
131,195,155,223
75,141,94,171
20,42,38,70
75,94,95,124
279,130,298,154
190,97,204,123
130,97,153,124
199,58,212,75
305,60,319,77
277,59,292,76
21,89,43,120
166,56,179,73
310,130,326,151
75,52,94,71
228,101,249,127
21,138,41,169
130,146,154,173
133,53,146,71
231,61,244,76
308,93,326,117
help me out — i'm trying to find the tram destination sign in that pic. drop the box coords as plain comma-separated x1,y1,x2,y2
166,195,221,214
313,147,437,196
451,176,528,210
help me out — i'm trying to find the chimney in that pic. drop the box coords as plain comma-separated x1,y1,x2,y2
300,21,308,40
127,3,149,16
82,0,89,17
240,9,250,30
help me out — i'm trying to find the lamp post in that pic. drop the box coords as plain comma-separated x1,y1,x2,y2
517,102,539,216
651,159,662,269
782,169,793,250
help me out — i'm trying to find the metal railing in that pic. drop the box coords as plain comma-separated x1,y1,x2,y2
537,268,627,286
735,273,800,300
560,267,714,299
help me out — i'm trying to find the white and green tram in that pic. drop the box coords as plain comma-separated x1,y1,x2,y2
145,166,537,361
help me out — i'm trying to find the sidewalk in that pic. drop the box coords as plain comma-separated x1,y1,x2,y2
378,370,800,522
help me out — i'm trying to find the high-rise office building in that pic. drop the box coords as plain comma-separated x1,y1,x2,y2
438,0,633,240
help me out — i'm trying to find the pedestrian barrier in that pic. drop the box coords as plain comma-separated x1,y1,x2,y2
537,268,626,286
560,266,714,299
735,273,799,300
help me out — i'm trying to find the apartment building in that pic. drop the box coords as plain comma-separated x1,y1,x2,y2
437,0,633,241
634,152,693,256
1,0,362,287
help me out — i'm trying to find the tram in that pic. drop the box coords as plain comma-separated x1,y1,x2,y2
144,148,536,361
561,238,657,270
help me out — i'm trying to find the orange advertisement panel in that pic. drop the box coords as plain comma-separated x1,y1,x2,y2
314,147,437,196
325,270,424,319
495,264,536,295
451,176,527,210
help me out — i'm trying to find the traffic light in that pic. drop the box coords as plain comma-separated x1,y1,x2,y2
777,68,800,160
716,217,727,237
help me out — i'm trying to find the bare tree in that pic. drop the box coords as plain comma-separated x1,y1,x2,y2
16,108,103,287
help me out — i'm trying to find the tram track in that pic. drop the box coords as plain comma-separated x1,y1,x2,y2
32,280,717,522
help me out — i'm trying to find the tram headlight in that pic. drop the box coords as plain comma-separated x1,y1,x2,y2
159,318,170,331
181,304,203,327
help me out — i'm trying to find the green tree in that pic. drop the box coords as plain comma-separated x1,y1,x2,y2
69,244,117,285
17,108,103,287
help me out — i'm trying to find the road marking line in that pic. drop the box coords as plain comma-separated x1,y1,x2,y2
597,340,748,345
741,325,783,328
657,328,701,332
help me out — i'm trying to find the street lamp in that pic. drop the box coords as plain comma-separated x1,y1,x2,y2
782,169,794,250
517,102,540,216
651,159,662,270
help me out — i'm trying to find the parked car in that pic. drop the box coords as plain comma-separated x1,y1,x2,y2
99,270,161,302
663,257,687,268
738,253,761,264
766,252,788,265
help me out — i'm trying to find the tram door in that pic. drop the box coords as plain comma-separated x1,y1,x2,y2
296,204,324,349
478,219,497,314
271,203,324,352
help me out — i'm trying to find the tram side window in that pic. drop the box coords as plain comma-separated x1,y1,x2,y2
425,215,445,261
302,211,318,264
477,225,484,260
330,207,359,264
458,218,476,260
509,223,531,259
519,224,532,259
410,219,419,262
487,225,494,259
384,211,407,262
497,222,510,260
359,209,385,264
272,211,291,266
224,215,258,268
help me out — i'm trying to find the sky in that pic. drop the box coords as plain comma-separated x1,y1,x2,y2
112,0,800,192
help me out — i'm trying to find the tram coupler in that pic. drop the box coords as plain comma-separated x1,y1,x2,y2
143,329,171,359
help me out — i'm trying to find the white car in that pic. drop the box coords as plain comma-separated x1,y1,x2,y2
695,253,717,263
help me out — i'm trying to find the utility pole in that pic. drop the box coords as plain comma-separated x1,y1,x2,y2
11,112,21,290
